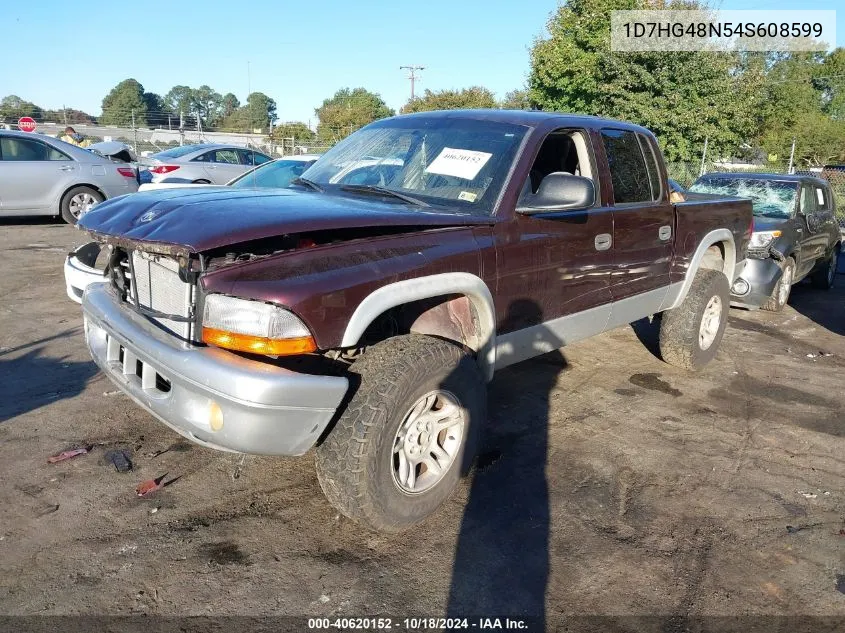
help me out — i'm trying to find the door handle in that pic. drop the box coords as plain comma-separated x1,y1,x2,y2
59,165,74,171
206,165,217,169
594,233,612,251
658,225,672,241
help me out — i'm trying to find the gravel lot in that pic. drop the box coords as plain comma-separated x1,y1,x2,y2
0,219,843,630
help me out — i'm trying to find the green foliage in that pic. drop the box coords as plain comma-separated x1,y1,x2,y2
164,85,194,117
143,92,170,127
315,88,394,142
221,93,240,118
0,95,44,122
820,48,845,120
100,79,148,127
218,92,277,132
271,121,315,143
499,89,532,110
528,0,758,162
401,86,497,113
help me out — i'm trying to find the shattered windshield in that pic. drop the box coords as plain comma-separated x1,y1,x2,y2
299,117,528,215
689,177,798,218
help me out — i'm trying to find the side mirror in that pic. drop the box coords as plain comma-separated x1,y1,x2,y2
517,172,595,214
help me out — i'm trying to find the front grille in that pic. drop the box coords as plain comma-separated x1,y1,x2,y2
115,250,195,340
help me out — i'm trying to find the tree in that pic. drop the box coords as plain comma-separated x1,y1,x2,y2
221,93,240,118
164,85,194,119
401,86,496,113
192,85,223,128
499,89,531,110
143,92,170,127
761,111,845,166
528,0,758,162
0,95,44,122
315,88,394,141
42,107,96,125
819,47,845,120
218,92,277,132
271,121,315,143
100,79,147,126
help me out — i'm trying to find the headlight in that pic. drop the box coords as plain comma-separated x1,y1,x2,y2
749,230,782,249
202,294,316,356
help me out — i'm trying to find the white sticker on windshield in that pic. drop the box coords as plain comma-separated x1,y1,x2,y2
425,147,492,181
816,188,825,205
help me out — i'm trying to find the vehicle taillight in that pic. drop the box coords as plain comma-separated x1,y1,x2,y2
117,167,136,178
149,165,180,174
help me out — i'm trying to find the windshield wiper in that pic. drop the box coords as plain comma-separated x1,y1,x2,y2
291,177,323,192
339,184,430,208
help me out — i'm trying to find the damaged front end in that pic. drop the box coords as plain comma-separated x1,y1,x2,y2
730,241,788,309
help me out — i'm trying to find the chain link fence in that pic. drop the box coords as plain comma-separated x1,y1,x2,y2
668,161,845,231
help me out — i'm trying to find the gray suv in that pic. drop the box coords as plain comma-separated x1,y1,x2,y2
0,131,139,224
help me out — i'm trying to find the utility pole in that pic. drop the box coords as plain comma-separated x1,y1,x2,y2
179,109,185,146
247,61,252,98
698,136,709,177
400,65,425,101
62,104,68,125
131,109,138,155
787,137,796,174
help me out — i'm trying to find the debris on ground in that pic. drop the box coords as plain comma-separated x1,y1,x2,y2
798,491,818,499
806,353,816,359
105,449,133,473
36,504,59,517
232,454,248,481
318,595,331,604
103,390,121,397
47,446,91,464
786,523,822,534
136,473,180,497
836,575,845,595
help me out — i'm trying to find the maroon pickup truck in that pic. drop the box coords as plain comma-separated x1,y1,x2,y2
76,110,752,531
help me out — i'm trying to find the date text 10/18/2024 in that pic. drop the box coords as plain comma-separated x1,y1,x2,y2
308,617,530,630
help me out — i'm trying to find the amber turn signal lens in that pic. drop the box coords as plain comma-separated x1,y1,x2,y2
202,327,317,356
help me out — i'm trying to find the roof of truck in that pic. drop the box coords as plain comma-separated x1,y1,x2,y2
391,109,655,135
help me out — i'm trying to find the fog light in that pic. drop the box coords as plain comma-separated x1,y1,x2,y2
209,401,224,432
731,278,750,296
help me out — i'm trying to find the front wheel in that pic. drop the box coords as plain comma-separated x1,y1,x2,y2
60,186,104,224
659,268,730,371
315,334,486,533
761,256,795,312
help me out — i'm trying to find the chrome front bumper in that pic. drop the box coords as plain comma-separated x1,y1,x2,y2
82,284,349,456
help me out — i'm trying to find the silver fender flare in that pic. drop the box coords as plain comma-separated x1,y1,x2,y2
340,273,497,381
664,228,737,311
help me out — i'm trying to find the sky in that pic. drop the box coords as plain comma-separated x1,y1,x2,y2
0,0,841,126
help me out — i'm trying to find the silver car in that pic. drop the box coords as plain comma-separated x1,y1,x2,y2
0,131,139,224
143,144,273,185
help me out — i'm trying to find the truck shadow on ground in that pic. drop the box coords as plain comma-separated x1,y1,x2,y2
0,341,99,423
447,300,566,626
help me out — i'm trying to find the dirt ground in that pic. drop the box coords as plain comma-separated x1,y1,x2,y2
0,218,843,630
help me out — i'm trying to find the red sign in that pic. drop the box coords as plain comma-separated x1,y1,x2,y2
17,117,37,133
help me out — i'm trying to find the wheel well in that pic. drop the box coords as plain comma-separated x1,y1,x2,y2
359,294,481,354
700,243,725,272
59,183,106,210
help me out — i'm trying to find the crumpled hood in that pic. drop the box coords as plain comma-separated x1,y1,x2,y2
78,188,492,255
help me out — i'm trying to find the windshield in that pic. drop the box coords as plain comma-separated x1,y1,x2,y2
154,145,203,160
299,117,528,215
230,159,315,189
689,177,798,218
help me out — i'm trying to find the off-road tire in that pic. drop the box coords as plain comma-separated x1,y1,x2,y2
60,186,104,225
659,268,730,371
315,334,486,533
810,244,838,289
761,256,795,312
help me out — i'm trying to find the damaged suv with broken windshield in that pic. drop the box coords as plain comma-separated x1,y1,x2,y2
689,173,840,311
74,110,752,532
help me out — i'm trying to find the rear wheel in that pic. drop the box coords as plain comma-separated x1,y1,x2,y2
315,334,485,533
761,256,795,312
659,268,730,370
810,245,838,289
60,186,104,224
